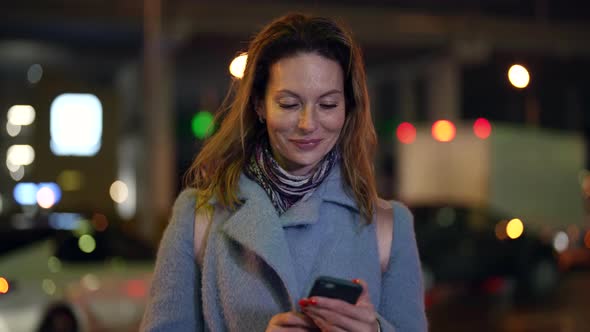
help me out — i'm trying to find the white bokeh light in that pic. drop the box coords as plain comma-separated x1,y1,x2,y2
229,53,247,79
6,122,21,137
37,186,56,209
508,64,530,89
50,93,102,156
7,145,35,166
7,105,36,126
553,231,569,253
110,180,129,204
9,166,25,181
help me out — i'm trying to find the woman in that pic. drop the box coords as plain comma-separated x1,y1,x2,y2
141,13,427,332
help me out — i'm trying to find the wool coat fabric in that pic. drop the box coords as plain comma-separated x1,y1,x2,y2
141,166,427,331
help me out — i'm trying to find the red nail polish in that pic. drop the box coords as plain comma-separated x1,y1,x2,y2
352,278,361,284
309,298,317,305
299,299,309,307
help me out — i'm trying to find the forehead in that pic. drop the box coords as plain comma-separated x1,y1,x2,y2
266,52,344,95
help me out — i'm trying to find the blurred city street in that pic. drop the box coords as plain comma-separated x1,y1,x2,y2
1,1,590,331
429,270,590,331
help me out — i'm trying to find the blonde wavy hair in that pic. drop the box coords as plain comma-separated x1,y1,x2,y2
185,13,378,222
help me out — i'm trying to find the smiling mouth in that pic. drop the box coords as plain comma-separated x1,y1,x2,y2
290,139,323,150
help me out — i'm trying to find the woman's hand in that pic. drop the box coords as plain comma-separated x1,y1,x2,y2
299,279,379,332
265,311,319,332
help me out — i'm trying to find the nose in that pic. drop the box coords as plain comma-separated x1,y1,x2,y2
298,105,317,133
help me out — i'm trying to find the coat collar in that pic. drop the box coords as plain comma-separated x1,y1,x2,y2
221,174,300,304
219,164,358,305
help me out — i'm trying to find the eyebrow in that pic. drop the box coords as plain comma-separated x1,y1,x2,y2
275,89,343,98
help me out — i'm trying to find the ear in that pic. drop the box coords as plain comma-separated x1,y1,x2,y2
255,99,266,120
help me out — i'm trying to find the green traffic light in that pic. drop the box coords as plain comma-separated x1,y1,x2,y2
191,111,214,139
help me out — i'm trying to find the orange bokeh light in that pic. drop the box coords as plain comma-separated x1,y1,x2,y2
473,118,492,139
396,122,416,144
0,277,9,294
432,120,456,142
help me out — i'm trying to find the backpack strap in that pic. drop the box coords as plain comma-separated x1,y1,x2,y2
375,198,394,274
194,205,213,268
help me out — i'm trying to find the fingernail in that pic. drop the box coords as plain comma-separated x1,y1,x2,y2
299,298,309,307
309,298,317,305
352,278,361,284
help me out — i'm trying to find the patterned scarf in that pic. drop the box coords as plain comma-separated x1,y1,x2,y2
245,138,339,215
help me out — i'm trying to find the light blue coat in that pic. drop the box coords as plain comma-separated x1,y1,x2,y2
141,166,427,331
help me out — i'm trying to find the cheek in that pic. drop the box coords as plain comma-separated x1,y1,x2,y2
266,116,295,135
323,111,346,133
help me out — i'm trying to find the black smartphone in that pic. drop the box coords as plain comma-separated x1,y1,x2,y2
308,276,363,304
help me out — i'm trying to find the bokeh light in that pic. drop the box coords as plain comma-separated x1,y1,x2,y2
396,122,417,144
13,182,38,205
191,111,215,139
7,144,35,166
229,53,247,79
50,93,102,156
553,231,569,253
0,193,3,214
79,234,96,253
0,277,9,294
82,274,101,291
506,218,524,239
6,159,20,172
495,220,508,240
7,105,36,126
27,64,43,84
110,180,129,203
6,122,21,137
57,169,83,191
125,279,147,298
473,118,492,139
508,64,530,89
48,256,61,273
92,213,109,232
42,279,56,295
36,186,56,209
9,166,25,181
431,120,456,142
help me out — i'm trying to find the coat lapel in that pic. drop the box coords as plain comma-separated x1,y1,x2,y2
220,175,300,306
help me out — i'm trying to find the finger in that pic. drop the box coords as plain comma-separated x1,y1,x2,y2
307,296,375,323
352,278,371,305
271,312,317,328
304,309,348,332
304,306,366,331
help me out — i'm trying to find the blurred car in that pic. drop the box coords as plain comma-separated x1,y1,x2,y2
0,212,154,332
411,204,560,302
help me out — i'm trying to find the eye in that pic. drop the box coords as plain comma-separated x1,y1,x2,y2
320,103,338,109
278,103,299,110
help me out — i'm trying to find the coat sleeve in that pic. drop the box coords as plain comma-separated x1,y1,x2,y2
377,202,428,332
140,189,204,331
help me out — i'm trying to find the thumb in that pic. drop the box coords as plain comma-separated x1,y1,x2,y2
352,278,372,305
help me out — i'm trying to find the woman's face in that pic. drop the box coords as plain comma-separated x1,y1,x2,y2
258,52,346,176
